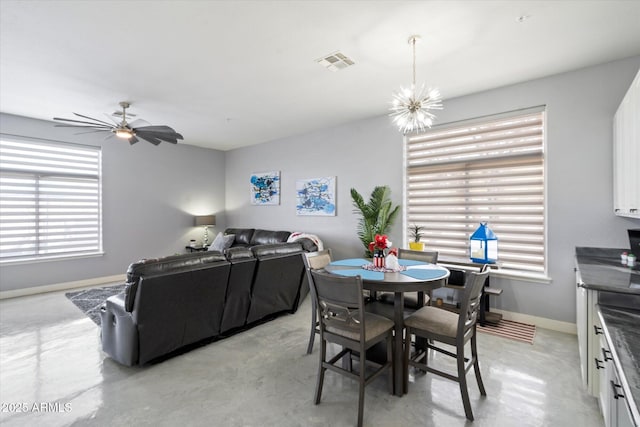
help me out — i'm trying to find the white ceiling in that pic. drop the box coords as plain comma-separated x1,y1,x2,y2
1,1,639,151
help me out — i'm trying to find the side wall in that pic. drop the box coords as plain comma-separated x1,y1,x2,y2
0,113,226,293
225,56,640,323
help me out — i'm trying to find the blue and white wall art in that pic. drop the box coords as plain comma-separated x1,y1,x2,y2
250,171,280,205
296,176,336,216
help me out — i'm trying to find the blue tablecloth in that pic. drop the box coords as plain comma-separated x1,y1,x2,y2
330,268,385,281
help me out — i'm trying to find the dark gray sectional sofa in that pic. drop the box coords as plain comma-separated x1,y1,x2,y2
100,228,318,366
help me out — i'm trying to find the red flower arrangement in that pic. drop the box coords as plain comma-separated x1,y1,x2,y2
368,234,392,253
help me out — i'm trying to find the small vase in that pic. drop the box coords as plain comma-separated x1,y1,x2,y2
409,242,425,251
373,249,386,268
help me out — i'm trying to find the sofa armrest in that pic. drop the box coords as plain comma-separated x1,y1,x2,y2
100,292,139,366
287,232,323,251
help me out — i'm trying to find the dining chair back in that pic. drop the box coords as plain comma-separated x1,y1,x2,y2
302,249,333,354
309,269,394,427
397,248,439,264
376,249,439,309
403,266,489,421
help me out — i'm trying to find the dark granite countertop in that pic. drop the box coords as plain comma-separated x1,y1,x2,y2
576,247,640,295
597,305,640,426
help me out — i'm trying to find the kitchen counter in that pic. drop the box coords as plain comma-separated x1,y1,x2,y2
576,247,640,295
598,305,640,426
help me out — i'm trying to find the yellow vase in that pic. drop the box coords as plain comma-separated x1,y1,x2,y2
409,242,425,251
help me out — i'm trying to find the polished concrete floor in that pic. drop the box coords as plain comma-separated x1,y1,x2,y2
0,286,602,427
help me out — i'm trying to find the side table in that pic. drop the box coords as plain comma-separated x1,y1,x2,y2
185,245,207,253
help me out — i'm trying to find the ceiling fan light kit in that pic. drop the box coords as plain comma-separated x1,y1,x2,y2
389,35,443,134
53,101,184,146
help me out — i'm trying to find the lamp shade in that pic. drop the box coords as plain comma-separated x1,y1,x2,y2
194,215,216,227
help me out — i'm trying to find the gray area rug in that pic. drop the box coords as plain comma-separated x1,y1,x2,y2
65,284,126,326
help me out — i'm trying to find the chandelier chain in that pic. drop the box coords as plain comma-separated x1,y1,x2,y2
412,36,417,88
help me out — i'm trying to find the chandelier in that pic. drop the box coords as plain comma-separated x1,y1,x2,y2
389,35,443,134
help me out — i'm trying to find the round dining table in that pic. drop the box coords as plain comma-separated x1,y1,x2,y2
325,258,450,396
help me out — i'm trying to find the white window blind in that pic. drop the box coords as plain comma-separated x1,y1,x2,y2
0,135,102,262
405,109,545,274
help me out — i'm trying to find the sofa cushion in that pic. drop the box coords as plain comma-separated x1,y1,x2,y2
225,228,254,246
250,229,291,246
251,242,303,258
225,247,254,261
124,252,227,312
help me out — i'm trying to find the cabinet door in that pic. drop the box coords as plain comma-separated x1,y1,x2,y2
611,368,635,427
577,284,588,388
599,328,613,427
614,70,640,218
587,290,601,396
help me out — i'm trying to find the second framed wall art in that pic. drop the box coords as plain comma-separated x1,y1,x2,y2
296,176,336,216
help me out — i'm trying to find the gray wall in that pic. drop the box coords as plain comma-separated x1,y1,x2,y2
2,56,639,322
0,113,226,292
225,56,640,323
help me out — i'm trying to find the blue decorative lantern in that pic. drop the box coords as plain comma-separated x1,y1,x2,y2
469,222,498,264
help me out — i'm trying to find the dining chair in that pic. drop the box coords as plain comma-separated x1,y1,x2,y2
309,269,394,427
302,249,333,354
377,249,439,308
403,266,489,421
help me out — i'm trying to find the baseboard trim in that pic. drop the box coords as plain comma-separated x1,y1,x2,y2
0,274,126,300
493,308,577,335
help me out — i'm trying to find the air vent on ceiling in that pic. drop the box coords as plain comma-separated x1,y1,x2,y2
316,51,355,71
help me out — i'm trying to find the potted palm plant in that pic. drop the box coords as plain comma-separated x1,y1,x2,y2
408,224,425,251
350,186,400,258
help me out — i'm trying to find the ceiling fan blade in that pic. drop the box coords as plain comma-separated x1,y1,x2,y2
135,132,163,145
135,130,180,138
53,117,112,127
74,129,111,135
129,135,139,145
72,113,115,127
136,130,180,144
134,125,182,136
134,125,174,132
54,124,112,131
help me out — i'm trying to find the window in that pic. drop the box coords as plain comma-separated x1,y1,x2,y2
0,135,102,263
405,108,545,275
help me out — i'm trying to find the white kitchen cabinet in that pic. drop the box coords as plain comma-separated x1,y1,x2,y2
613,69,640,218
597,308,637,427
597,312,613,426
576,268,601,396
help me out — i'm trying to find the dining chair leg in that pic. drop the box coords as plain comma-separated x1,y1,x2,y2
314,338,326,404
403,327,411,393
457,343,474,421
357,364,365,427
471,332,486,395
387,334,394,395
306,305,317,354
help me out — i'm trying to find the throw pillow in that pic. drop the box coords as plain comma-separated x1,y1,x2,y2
208,232,236,252
208,232,225,251
223,234,236,249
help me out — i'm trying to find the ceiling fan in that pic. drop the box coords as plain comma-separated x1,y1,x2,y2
53,102,183,145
